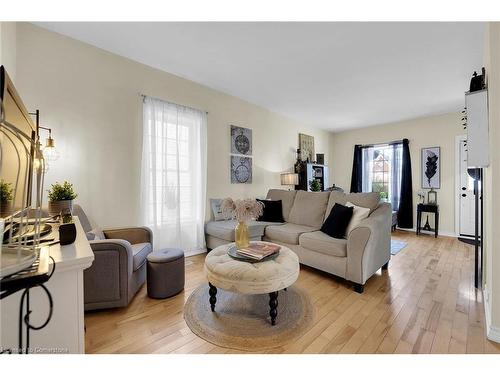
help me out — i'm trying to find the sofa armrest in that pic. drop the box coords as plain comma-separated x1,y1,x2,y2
84,239,134,309
346,203,392,285
103,226,153,247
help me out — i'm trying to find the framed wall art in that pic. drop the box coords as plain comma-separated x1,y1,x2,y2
421,146,440,189
230,125,252,156
231,156,252,184
299,133,315,162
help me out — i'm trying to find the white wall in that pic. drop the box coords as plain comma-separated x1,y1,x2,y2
0,22,17,82
329,112,464,236
483,22,500,342
14,23,330,228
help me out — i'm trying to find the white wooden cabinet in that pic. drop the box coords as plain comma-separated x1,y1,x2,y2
466,89,490,168
305,163,329,191
0,217,94,354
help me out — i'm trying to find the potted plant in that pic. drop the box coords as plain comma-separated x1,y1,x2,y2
379,191,389,202
309,179,322,192
1,180,14,217
48,181,78,217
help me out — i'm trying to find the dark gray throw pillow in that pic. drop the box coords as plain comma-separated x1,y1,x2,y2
257,199,284,223
321,203,354,239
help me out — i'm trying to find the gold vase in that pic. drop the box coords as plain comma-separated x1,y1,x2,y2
235,221,250,249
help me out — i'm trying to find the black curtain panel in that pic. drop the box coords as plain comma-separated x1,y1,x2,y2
350,145,363,193
398,138,413,228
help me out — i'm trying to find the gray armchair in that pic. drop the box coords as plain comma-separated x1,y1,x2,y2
72,205,153,311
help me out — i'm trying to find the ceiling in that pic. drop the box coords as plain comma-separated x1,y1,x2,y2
35,22,485,132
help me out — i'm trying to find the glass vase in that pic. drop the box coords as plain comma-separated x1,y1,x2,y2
235,221,250,249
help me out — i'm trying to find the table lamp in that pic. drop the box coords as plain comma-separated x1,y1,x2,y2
280,173,298,190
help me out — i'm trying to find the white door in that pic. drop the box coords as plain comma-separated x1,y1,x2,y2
458,138,476,237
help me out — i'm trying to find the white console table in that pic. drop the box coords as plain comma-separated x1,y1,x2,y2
0,217,94,354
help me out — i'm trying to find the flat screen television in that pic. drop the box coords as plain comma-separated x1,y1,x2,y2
0,65,37,218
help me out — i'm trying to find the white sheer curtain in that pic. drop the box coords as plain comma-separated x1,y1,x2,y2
361,147,374,193
140,96,207,253
389,143,403,210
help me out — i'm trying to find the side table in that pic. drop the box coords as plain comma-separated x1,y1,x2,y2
416,203,439,238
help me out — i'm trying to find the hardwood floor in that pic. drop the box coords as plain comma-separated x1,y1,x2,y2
84,231,500,354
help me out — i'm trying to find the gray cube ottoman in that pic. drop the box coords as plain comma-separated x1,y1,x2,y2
147,248,185,299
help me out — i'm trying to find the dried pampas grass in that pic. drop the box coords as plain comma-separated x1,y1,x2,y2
221,198,264,222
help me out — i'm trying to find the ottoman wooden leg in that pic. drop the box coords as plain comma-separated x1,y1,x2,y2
209,283,217,312
269,291,279,326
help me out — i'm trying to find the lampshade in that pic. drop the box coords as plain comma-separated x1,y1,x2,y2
281,172,299,186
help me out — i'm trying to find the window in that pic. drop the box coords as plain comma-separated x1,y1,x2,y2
141,97,207,252
362,143,403,210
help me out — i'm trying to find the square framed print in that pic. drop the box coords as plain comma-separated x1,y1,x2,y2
231,156,252,184
421,146,440,189
230,125,252,156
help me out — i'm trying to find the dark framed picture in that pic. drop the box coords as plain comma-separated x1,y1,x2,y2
421,146,440,189
230,125,252,156
231,156,252,184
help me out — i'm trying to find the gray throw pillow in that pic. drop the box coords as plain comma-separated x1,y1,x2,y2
86,228,105,241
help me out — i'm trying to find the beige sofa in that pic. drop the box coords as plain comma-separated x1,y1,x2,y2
205,189,392,293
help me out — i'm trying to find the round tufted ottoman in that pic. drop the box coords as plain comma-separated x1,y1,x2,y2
147,248,185,299
204,242,299,325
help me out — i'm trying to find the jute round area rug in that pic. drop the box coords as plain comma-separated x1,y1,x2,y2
184,284,314,351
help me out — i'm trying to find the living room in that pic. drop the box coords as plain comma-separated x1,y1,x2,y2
1,0,500,372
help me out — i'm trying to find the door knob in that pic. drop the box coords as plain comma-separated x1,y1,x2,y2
462,194,467,197
462,187,466,191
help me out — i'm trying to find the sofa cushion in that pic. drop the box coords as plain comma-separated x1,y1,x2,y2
257,199,284,222
347,192,380,212
205,220,280,242
299,231,347,257
131,242,152,271
266,189,297,222
324,191,380,221
264,223,317,245
288,191,330,228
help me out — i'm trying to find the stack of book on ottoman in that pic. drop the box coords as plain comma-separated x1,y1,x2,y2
236,242,281,261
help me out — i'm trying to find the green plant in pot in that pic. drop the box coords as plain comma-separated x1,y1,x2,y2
0,180,14,217
379,191,388,202
309,179,322,192
48,181,78,217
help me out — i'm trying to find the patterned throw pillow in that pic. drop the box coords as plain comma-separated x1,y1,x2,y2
210,199,226,221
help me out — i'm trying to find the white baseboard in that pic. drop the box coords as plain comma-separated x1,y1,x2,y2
395,227,457,238
483,286,500,343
